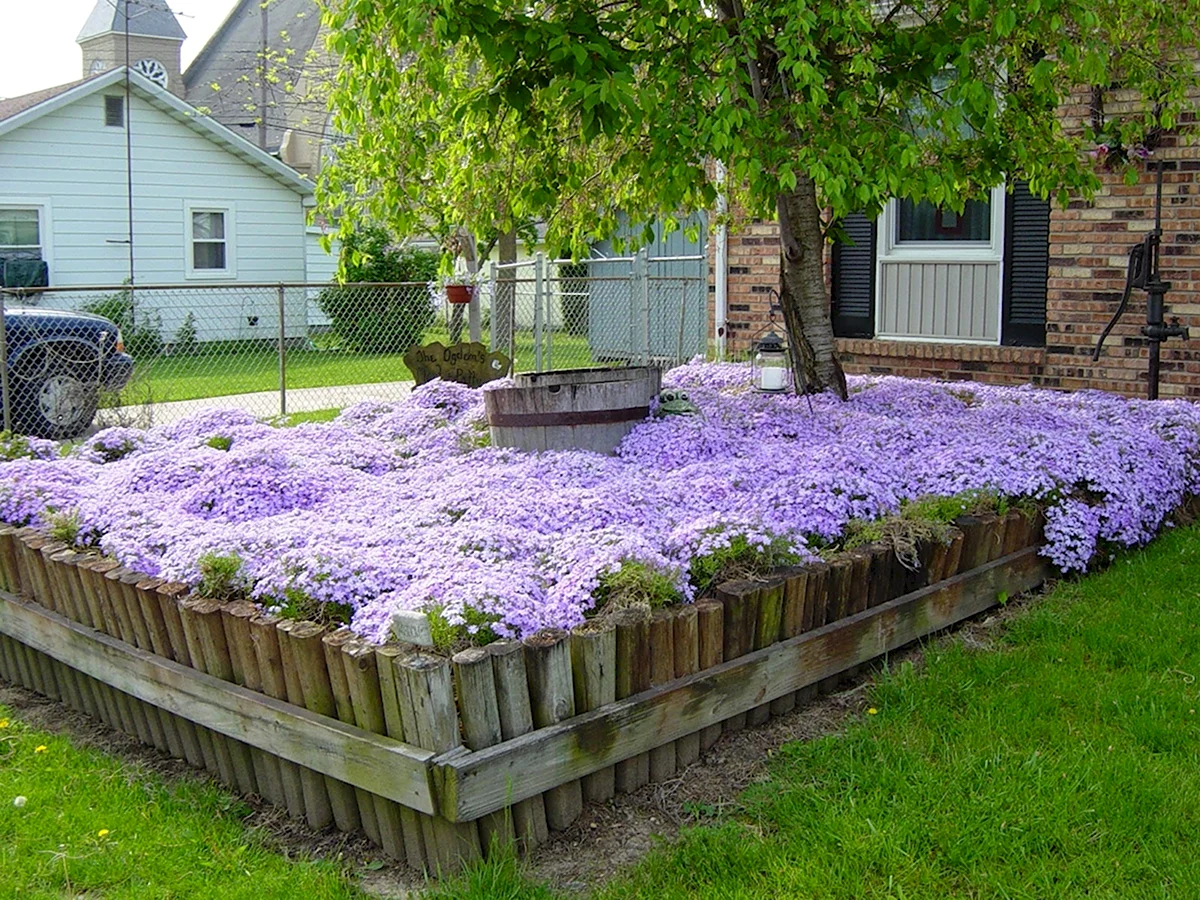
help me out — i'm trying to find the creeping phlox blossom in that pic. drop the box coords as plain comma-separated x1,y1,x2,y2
1,369,1199,644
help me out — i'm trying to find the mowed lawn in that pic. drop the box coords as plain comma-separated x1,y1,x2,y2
125,330,595,404
7,526,1200,898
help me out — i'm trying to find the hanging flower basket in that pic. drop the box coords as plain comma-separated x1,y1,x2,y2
445,284,474,304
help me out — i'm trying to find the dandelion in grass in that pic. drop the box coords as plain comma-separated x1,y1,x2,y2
97,829,110,838
0,718,8,728
868,708,878,715
34,745,46,753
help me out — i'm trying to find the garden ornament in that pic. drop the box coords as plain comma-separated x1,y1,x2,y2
655,389,700,417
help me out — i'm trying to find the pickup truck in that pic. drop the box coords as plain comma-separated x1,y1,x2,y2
4,307,135,439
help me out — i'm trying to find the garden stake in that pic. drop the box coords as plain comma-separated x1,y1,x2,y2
649,610,679,779
613,608,652,790
249,613,307,818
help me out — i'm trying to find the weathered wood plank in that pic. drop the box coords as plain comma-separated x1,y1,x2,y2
569,621,617,802
442,547,1049,822
0,592,437,813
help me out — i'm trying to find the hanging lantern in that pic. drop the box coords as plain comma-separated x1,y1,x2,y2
752,331,790,392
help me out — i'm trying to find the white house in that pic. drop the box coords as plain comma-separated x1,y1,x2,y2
0,3,325,343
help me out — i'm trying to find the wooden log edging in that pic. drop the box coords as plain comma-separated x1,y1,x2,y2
437,545,1050,822
0,590,437,813
0,511,1050,865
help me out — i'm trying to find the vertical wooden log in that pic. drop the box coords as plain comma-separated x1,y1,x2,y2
0,525,23,594
453,646,514,858
613,608,651,791
375,645,428,870
11,528,38,600
524,628,583,830
955,515,990,572
323,628,380,844
1001,508,1026,555
715,581,755,732
285,621,360,834
250,614,307,819
770,570,804,717
748,581,784,726
648,609,678,779
820,556,855,693
115,571,179,756
38,550,85,713
69,558,122,731
672,605,702,766
695,599,724,751
846,549,872,616
178,596,257,794
487,640,549,852
220,601,285,809
275,619,335,831
803,561,830,630
569,620,617,802
402,652,482,872
153,581,207,770
343,638,408,862
943,527,964,580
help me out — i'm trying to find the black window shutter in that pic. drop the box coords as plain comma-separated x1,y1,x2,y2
1002,182,1049,346
831,214,876,338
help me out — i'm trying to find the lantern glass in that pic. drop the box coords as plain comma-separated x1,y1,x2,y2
753,332,790,392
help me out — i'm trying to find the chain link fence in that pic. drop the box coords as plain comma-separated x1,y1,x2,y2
0,255,706,438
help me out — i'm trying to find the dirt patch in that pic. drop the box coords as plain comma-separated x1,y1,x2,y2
0,584,1051,896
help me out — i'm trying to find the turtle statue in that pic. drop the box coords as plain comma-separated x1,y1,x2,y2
654,389,700,417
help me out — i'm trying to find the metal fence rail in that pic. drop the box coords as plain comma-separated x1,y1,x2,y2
0,256,707,438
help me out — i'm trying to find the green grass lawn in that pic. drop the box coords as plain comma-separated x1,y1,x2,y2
123,329,595,405
10,525,1200,898
0,710,366,899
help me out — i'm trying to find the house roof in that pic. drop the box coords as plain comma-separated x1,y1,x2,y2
182,0,325,152
0,68,314,198
0,78,89,122
77,0,186,43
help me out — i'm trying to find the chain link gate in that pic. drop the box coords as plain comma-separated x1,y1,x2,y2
0,259,708,437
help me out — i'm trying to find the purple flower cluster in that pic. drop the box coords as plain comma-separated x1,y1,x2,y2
1,366,1197,644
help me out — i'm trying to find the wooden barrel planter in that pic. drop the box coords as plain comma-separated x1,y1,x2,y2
484,366,662,454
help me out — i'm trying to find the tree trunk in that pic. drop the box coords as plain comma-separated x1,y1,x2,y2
776,178,847,400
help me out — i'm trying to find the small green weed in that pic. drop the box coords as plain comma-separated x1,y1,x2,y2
592,560,684,614
196,552,246,601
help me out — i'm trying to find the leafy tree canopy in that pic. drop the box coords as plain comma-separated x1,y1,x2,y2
319,0,1200,392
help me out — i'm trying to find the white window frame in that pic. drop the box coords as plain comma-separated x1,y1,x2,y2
874,184,1007,345
184,202,237,280
878,185,1006,262
0,201,53,284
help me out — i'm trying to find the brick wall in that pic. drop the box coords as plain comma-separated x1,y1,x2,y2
712,142,1200,399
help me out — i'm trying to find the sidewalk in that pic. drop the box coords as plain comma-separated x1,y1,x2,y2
101,380,416,428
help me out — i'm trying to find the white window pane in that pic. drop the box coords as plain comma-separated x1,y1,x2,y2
0,210,39,247
192,211,225,240
193,241,226,270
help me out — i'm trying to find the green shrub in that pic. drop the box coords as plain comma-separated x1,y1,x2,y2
592,560,683,613
83,285,164,359
689,533,803,595
317,227,440,354
196,552,247,601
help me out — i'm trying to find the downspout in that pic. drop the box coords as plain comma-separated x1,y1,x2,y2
714,160,729,360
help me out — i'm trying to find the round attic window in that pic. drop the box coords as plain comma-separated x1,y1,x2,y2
133,58,169,89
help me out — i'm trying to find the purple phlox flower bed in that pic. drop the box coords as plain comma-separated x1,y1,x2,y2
2,362,1199,645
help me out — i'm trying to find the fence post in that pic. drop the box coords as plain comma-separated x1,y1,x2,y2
636,249,651,366
0,294,9,433
277,284,287,417
488,262,498,353
534,253,545,373
468,277,482,345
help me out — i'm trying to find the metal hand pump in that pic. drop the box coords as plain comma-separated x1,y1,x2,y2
1091,159,1188,399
